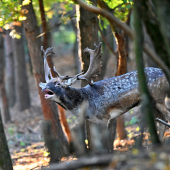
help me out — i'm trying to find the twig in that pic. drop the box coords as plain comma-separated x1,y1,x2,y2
36,12,76,38
42,153,114,170
156,118,170,128
98,25,118,57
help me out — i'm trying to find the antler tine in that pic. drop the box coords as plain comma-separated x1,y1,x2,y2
78,42,102,85
53,66,61,77
41,46,55,82
62,72,84,87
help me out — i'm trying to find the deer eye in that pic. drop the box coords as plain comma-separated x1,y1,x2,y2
54,82,60,86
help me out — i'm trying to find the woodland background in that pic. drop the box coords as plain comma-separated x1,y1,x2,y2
0,0,170,169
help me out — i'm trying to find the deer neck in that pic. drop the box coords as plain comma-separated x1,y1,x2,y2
55,86,86,112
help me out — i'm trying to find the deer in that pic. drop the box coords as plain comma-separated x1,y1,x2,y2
39,43,170,151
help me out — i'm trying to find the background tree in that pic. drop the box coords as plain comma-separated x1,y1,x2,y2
0,110,13,170
4,30,15,108
12,24,30,111
0,32,11,122
78,0,99,150
22,1,69,155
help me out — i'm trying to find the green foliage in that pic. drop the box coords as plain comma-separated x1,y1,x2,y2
33,0,73,25
99,0,133,30
125,116,139,126
53,25,76,45
0,0,30,28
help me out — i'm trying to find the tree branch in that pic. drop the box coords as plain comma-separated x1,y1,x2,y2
42,153,113,170
98,26,118,57
74,0,170,82
156,118,170,128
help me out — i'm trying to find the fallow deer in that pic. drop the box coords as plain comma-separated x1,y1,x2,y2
39,43,170,151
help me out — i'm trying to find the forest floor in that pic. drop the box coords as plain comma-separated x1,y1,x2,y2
1,52,170,170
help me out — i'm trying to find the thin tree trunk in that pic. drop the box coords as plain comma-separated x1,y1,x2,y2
38,0,71,144
0,33,11,122
38,0,55,77
133,0,160,145
98,24,112,80
12,25,30,111
0,110,13,170
22,1,69,156
115,31,127,140
71,17,81,74
4,30,16,107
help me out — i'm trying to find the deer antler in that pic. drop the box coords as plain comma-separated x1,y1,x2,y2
40,43,102,87
78,42,102,85
41,46,72,85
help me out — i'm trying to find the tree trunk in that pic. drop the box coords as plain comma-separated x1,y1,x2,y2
0,33,11,122
98,25,112,80
115,31,127,140
133,0,160,145
4,30,16,107
79,0,99,87
12,25,30,111
38,0,55,77
0,110,13,170
78,0,99,151
71,16,81,74
38,0,71,144
22,1,69,155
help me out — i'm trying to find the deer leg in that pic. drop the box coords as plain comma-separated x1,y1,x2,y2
107,118,117,152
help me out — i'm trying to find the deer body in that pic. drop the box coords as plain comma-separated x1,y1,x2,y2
39,45,170,151
43,67,169,125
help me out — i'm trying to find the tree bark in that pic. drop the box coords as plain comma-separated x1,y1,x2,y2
12,25,30,111
78,0,99,151
38,0,55,77
97,0,127,140
0,33,11,122
115,31,127,140
22,1,69,156
4,30,16,107
133,0,160,145
38,0,71,144
0,110,13,170
79,0,99,87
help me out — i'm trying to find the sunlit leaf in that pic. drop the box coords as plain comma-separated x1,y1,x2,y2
19,16,27,21
3,24,11,30
136,127,140,131
47,11,54,19
44,151,50,156
22,0,31,6
85,139,88,144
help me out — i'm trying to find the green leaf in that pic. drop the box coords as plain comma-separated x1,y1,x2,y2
129,116,139,125
20,141,26,146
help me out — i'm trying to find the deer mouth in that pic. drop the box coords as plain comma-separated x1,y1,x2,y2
43,89,54,99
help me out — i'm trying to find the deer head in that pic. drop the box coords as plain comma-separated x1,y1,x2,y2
39,43,102,105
